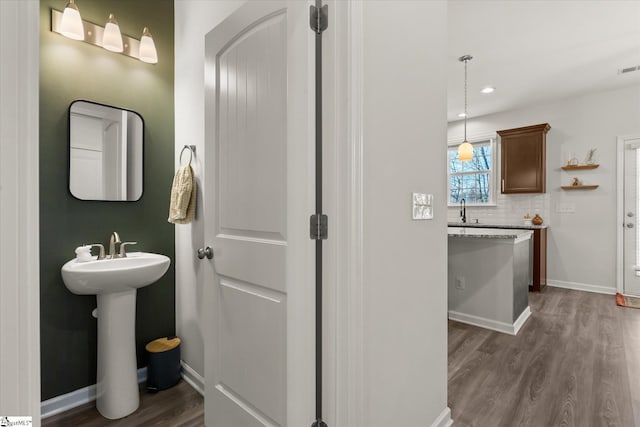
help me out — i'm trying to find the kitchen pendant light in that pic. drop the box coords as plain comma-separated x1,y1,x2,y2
458,55,473,162
59,0,84,41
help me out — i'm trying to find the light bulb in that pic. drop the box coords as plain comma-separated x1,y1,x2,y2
138,27,158,64
60,0,84,41
458,141,473,162
102,14,123,53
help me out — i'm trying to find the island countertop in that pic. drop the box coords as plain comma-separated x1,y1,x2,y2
448,222,548,230
448,226,533,242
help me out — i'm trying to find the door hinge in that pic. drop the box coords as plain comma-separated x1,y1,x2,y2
310,214,328,240
310,5,328,34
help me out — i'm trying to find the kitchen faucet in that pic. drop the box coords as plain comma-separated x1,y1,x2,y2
460,198,466,223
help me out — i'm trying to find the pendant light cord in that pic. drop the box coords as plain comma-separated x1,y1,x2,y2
463,57,468,142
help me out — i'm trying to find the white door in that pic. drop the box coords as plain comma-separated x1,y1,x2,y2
623,137,640,295
203,2,315,426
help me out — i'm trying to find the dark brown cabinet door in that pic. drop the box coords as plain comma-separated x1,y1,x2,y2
498,123,550,193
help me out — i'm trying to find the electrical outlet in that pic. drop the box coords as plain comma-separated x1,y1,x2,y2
455,276,465,290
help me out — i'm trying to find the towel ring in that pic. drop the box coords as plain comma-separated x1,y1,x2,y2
180,145,195,165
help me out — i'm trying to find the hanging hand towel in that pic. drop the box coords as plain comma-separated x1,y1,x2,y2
168,164,196,224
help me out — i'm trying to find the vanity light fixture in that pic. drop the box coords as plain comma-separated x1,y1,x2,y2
59,0,84,41
458,55,474,162
138,28,158,64
102,14,123,53
51,1,158,65
481,86,495,94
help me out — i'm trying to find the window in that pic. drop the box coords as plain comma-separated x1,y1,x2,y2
448,138,495,205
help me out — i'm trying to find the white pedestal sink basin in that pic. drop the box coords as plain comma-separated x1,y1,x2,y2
61,252,170,419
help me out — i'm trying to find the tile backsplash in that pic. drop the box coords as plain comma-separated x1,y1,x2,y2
447,193,550,225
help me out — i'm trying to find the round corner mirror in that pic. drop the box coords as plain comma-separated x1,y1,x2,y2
69,100,144,201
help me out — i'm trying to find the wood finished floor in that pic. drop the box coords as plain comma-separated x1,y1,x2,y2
449,286,640,427
42,380,203,427
43,287,640,426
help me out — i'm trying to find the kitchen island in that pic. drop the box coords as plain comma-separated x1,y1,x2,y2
448,227,533,335
449,222,548,292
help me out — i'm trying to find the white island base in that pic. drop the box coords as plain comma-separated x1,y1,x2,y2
448,227,533,335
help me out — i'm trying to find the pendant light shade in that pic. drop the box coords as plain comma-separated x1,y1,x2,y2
102,14,124,53
138,27,158,64
458,54,473,162
60,0,84,41
458,141,474,161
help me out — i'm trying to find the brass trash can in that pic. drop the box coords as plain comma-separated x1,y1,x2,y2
146,336,181,392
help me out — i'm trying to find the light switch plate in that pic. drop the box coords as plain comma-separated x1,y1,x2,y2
556,203,576,214
412,193,433,220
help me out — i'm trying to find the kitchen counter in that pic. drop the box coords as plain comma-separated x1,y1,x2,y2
448,227,532,335
448,221,548,230
448,227,533,242
449,221,548,292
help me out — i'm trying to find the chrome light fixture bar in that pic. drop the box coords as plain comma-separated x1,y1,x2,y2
458,54,473,162
51,8,157,64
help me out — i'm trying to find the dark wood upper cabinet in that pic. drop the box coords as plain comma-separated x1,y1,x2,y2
498,123,550,194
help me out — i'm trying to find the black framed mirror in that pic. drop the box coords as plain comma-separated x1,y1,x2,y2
68,100,144,201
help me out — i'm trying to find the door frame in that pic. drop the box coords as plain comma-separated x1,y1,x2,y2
0,0,41,422
616,135,640,295
323,0,365,425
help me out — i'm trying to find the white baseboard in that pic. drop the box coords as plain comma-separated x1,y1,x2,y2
512,306,532,335
430,407,453,427
180,360,204,396
448,307,530,336
547,279,616,295
41,367,147,419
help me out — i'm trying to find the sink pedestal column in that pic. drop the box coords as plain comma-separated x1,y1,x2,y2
96,289,140,419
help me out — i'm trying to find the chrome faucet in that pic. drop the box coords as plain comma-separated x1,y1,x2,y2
108,232,121,258
460,198,467,223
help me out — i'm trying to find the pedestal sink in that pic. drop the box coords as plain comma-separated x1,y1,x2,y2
61,252,170,419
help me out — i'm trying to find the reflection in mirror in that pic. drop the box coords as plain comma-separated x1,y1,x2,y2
69,101,143,201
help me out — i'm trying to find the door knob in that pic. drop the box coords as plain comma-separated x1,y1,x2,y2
627,223,635,228
197,246,213,259
628,212,635,217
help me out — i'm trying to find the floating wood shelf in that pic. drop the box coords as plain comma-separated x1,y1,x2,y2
561,185,599,190
561,164,599,170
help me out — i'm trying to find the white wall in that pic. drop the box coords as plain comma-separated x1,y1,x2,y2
0,0,41,423
174,0,245,381
449,85,640,293
362,1,450,426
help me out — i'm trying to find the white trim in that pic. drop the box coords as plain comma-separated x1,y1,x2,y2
617,136,625,295
41,368,147,419
547,279,616,295
345,1,365,425
430,407,454,427
180,361,204,396
0,1,40,423
448,307,531,336
512,306,532,335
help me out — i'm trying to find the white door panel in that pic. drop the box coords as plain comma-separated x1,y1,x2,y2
204,1,314,426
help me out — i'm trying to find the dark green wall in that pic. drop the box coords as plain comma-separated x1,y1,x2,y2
39,0,175,400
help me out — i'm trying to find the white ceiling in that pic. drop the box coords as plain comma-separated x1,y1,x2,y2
447,0,640,122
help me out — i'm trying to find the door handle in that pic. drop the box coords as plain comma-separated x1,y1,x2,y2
197,246,214,259
627,223,635,229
